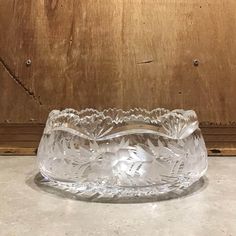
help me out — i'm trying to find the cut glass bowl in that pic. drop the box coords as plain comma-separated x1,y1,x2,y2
37,108,208,202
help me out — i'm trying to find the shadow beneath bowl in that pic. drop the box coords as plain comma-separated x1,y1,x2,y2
31,172,209,204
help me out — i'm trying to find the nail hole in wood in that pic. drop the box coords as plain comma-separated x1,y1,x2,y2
25,59,32,67
193,59,199,67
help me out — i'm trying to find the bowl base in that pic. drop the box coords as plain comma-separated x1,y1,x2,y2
35,172,204,203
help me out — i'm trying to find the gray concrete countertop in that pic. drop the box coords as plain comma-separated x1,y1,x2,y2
0,156,236,236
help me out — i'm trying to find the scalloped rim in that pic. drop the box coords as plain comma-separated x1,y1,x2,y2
48,107,197,122
43,108,199,140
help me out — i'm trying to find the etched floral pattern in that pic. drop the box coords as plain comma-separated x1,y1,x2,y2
37,108,208,201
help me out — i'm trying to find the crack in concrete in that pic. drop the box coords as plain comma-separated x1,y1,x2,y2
0,57,42,105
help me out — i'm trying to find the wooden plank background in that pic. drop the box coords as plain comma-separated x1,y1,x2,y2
0,124,235,156
0,1,236,155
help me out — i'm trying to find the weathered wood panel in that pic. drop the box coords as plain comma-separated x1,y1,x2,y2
0,0,236,124
0,124,235,156
0,1,236,154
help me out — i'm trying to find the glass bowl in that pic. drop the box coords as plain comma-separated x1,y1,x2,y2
37,108,208,202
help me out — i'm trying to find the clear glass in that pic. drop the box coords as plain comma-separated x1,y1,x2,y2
37,108,208,202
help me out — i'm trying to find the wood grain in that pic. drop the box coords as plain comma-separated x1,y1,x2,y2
0,1,236,153
0,124,235,156
0,0,235,124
